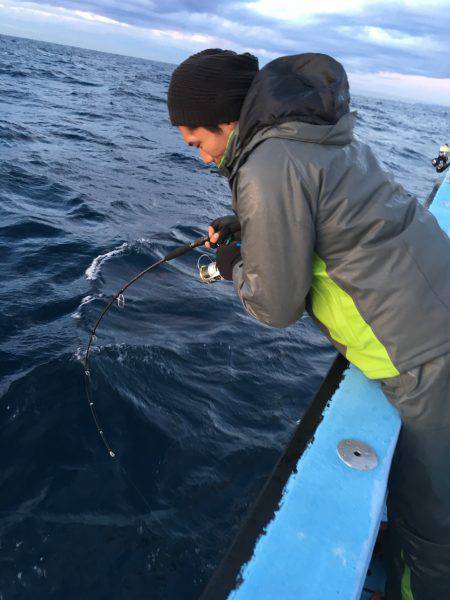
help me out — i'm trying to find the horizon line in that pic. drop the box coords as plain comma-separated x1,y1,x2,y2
1,31,449,111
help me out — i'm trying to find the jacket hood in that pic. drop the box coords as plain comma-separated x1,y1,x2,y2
218,112,357,180
238,53,350,149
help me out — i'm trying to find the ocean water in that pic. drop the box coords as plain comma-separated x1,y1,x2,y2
0,33,447,599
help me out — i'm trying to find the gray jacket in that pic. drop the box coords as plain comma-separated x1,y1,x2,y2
219,54,450,378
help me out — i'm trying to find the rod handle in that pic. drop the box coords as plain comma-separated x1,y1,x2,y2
164,235,209,262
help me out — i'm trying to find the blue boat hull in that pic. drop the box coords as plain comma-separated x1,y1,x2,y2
201,168,450,600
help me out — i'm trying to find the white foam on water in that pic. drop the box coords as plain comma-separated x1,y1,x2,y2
73,343,101,363
71,294,95,320
73,346,84,362
85,242,129,280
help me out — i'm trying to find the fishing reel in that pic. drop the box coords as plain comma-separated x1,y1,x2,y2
432,144,450,173
197,218,240,284
198,254,223,283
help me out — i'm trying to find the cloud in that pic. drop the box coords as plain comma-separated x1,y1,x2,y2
245,0,371,22
2,0,449,96
339,25,446,53
244,0,448,23
0,0,220,47
349,70,450,105
73,9,130,27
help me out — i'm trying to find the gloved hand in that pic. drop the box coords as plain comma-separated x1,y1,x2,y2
207,214,241,248
216,242,242,281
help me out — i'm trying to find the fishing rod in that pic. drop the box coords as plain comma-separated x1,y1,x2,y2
83,233,211,458
83,217,240,458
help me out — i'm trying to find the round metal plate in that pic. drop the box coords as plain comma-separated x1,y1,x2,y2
337,439,378,471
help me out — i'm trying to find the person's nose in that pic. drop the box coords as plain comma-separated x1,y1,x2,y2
199,149,214,164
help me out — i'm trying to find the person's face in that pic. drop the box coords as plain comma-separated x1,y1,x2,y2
177,122,237,165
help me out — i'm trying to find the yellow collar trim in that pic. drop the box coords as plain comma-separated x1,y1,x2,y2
218,129,236,169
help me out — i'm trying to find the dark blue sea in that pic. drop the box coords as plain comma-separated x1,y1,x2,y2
0,33,447,599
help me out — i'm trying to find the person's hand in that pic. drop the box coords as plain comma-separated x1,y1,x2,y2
206,215,241,249
216,242,242,280
206,224,219,249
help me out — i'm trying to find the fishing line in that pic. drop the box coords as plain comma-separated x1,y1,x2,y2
83,234,209,459
83,221,239,512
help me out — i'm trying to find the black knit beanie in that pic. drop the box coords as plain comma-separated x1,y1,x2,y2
167,49,259,128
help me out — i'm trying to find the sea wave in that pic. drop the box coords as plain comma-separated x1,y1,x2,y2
1,33,446,600
71,294,96,320
85,242,130,280
0,121,35,142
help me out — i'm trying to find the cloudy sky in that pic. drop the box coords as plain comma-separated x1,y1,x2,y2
1,0,449,105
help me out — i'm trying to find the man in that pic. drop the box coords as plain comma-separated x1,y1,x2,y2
167,49,450,599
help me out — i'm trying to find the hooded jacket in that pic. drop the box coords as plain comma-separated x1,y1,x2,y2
219,53,450,379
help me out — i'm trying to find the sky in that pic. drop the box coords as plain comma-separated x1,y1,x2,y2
1,0,450,106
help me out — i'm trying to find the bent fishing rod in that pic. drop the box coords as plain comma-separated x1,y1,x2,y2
83,220,240,458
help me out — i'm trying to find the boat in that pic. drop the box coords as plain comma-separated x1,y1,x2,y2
200,150,450,600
